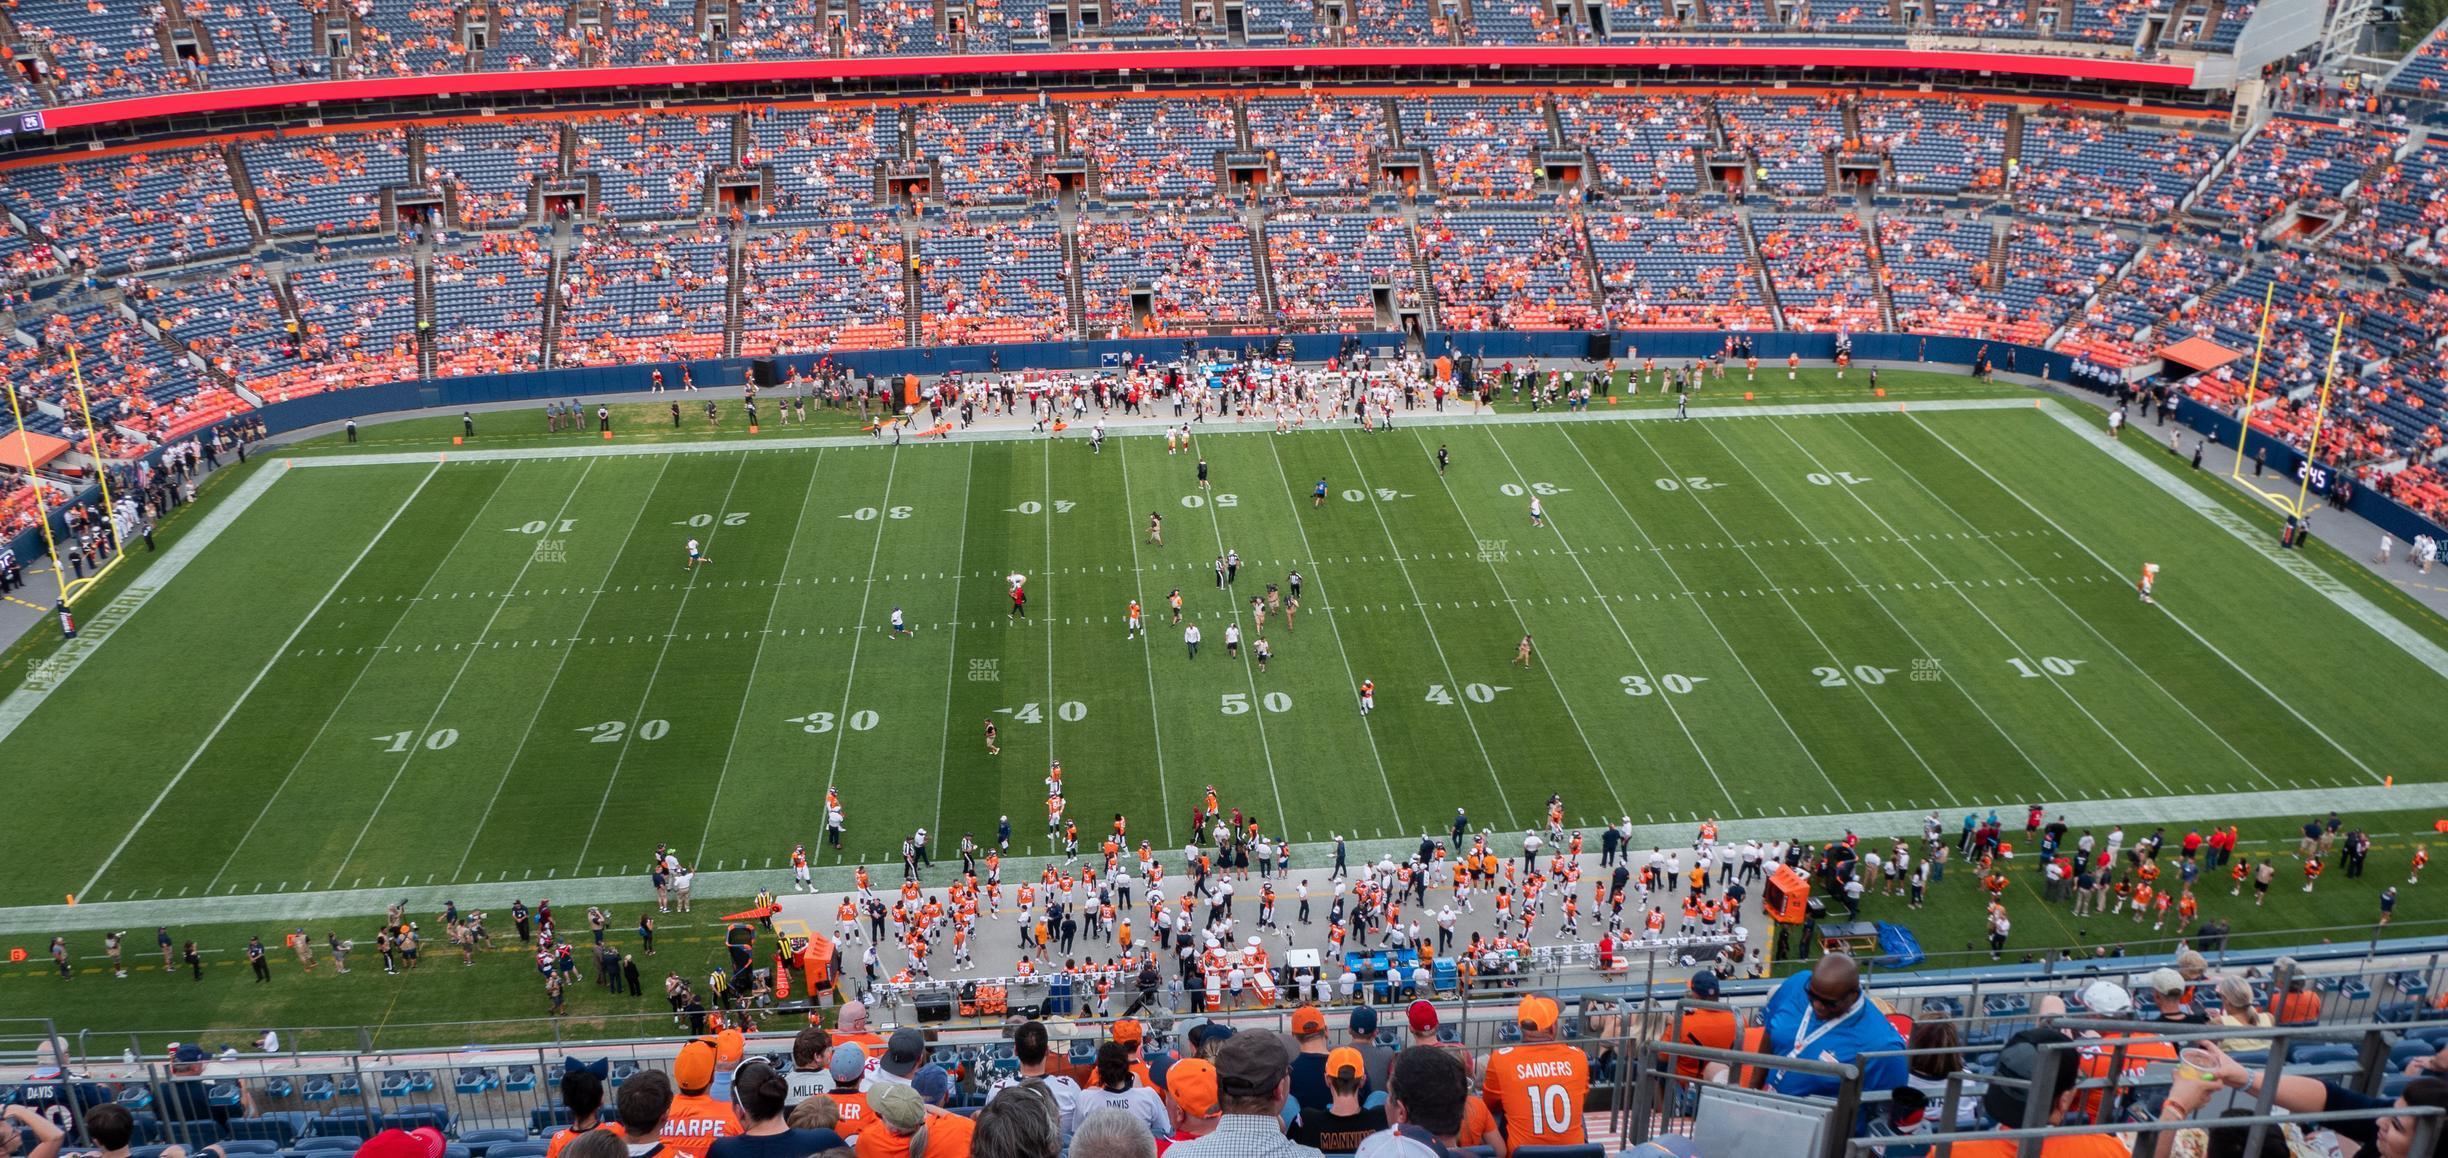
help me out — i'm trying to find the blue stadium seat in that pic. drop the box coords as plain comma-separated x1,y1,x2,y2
219,1144,281,1155
488,1143,551,1158
529,1109,573,1135
298,1138,365,1152
504,1067,537,1093
459,1128,530,1157
224,1121,296,1147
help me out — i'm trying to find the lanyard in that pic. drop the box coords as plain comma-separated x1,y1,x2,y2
1790,995,1863,1060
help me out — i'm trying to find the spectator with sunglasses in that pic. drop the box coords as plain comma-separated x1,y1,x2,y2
1747,953,1908,1100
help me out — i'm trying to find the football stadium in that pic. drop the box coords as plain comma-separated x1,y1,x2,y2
3,1,2448,1156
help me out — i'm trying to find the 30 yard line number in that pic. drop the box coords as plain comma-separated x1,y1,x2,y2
790,710,880,733
1498,482,1566,496
1620,673,1705,696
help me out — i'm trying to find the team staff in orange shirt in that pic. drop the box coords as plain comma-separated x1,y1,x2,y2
1481,995,1589,1147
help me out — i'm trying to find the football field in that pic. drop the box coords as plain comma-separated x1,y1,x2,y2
13,391,2448,913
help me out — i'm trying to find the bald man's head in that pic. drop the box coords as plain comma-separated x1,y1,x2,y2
1805,954,1863,1017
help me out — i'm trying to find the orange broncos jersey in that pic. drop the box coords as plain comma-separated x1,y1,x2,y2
1482,1042,1590,1147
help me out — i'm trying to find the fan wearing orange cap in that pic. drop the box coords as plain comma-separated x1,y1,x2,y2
661,1038,745,1158
1480,995,1588,1147
1157,1059,1224,1155
1289,1048,1388,1155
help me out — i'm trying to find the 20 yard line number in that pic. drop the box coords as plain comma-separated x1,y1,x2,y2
579,719,670,743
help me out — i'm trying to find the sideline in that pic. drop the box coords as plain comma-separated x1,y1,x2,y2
281,396,2045,469
1,780,2436,935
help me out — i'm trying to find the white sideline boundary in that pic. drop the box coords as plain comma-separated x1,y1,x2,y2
279,397,2044,470
6,780,2441,935
2035,404,2448,684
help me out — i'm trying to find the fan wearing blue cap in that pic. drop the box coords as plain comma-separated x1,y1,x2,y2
1344,1007,1393,1096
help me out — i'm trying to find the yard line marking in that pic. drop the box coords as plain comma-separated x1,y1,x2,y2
1764,417,2166,793
1261,433,1402,834
1043,439,1060,773
1185,434,1289,832
1333,434,1520,827
572,452,754,873
1460,427,1734,812
927,445,979,844
1112,440,1179,846
2036,403,2448,686
1839,417,2284,791
816,445,904,865
452,455,673,882
79,461,443,901
1690,419,2067,796
0,461,288,745
696,450,830,863
210,460,531,894
1626,423,1958,796
1911,411,2389,783
1412,435,1625,820
1554,426,1843,803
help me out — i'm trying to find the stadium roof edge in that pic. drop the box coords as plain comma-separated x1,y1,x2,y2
34,45,2206,133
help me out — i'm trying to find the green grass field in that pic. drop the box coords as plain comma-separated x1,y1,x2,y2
4,373,2448,1043
10,378,2448,910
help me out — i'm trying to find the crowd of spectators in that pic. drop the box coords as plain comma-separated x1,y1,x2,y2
244,130,411,237
555,224,731,365
1752,212,1879,331
738,220,908,354
1415,211,1597,330
1263,211,1419,326
1588,208,1769,329
916,212,1070,346
1066,97,1238,201
2015,114,2226,223
1076,213,1261,332
917,103,1051,207
576,113,734,220
1399,95,1552,198
1245,95,1386,195
2191,115,2401,236
430,229,549,376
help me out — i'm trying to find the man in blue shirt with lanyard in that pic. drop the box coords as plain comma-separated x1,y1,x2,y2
1748,953,1907,1099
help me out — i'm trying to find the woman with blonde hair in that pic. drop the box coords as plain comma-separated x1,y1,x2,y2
2211,975,2275,1053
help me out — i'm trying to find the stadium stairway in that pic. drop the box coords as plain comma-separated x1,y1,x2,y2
1735,206,1787,329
